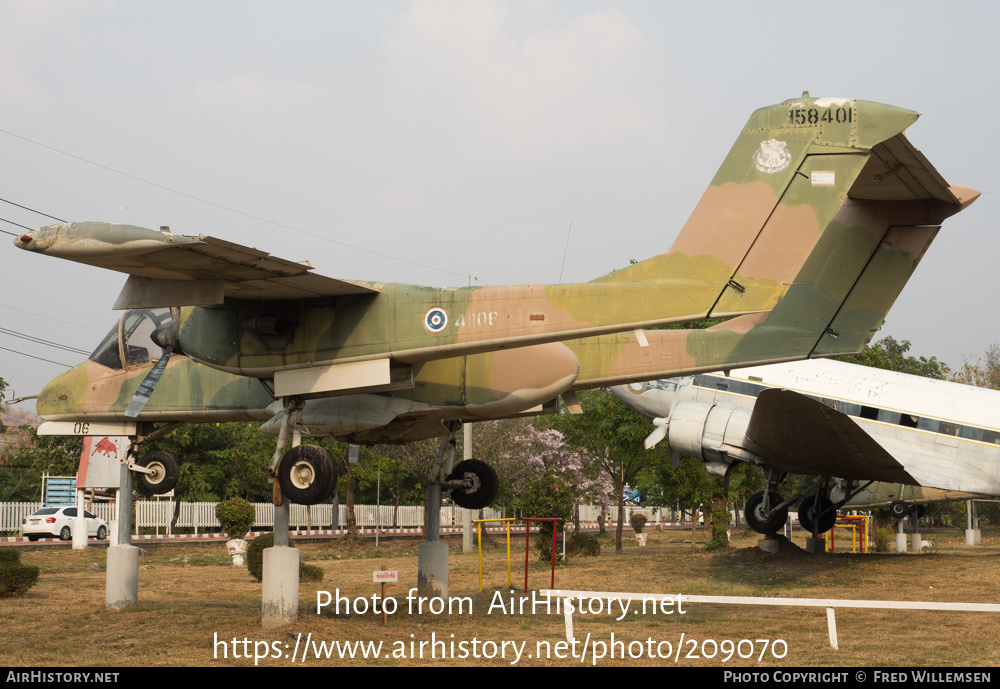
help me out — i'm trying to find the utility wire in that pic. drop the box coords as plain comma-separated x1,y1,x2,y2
0,217,28,235
0,302,105,333
0,327,92,355
0,127,481,283
0,197,66,223
0,345,72,368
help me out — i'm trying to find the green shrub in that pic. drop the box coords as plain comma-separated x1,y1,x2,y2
566,533,601,557
0,550,39,597
873,524,894,553
300,563,323,582
246,532,322,583
216,497,255,539
629,513,648,534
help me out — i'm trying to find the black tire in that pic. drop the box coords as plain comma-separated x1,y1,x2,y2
135,450,180,495
745,491,788,535
27,535,39,542
447,459,499,510
890,500,908,520
60,526,72,541
798,495,837,534
97,525,107,540
277,445,338,505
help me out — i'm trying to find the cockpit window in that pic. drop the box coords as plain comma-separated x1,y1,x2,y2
89,308,172,370
89,324,123,369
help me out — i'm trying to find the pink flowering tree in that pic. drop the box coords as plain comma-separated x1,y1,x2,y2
510,427,613,537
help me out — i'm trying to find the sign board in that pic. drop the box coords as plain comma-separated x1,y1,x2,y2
44,477,76,507
77,436,130,489
373,570,399,583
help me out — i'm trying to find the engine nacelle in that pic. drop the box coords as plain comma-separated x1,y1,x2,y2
666,401,760,472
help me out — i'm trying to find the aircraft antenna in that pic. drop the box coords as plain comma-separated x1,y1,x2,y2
558,220,573,284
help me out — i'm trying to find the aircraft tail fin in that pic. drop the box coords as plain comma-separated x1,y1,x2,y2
596,95,940,318
569,122,979,387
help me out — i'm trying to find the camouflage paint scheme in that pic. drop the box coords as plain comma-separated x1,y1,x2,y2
840,483,986,510
18,95,979,444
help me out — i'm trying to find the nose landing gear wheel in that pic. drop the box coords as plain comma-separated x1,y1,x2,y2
277,445,338,505
745,491,788,535
135,450,180,496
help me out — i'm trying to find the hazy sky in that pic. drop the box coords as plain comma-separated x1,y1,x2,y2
2,0,997,414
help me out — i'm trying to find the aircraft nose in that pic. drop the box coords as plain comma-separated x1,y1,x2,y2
36,366,79,419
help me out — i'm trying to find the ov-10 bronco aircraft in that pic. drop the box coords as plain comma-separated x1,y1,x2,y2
15,94,978,512
613,358,1000,535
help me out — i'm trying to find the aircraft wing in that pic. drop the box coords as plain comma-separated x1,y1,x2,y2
16,222,378,307
743,388,918,484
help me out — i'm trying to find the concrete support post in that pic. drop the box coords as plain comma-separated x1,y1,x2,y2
261,547,299,629
965,500,981,545
106,458,137,610
106,545,139,610
72,488,88,550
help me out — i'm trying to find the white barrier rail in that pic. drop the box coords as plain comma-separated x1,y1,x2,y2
541,588,1000,650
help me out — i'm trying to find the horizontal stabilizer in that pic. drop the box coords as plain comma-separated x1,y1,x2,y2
744,388,917,483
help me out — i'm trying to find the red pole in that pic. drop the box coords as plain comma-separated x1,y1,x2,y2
524,518,531,594
550,524,557,589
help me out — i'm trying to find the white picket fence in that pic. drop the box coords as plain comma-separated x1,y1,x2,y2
1,501,679,536
0,500,503,535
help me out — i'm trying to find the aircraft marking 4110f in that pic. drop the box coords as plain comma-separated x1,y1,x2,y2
14,94,978,511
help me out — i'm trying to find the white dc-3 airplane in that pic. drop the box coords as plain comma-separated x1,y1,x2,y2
613,359,1000,535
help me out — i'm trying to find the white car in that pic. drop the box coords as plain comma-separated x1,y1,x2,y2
22,506,109,541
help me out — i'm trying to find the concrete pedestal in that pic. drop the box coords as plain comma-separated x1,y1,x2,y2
895,533,908,553
805,537,826,554
911,532,923,551
757,534,781,553
262,546,299,629
106,545,139,610
965,529,981,546
417,541,449,599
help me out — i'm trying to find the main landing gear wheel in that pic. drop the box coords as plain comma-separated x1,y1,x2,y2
798,495,836,534
447,459,498,510
745,491,788,535
890,500,908,520
135,451,180,496
277,444,338,505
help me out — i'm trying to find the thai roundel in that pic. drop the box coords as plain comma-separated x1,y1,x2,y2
424,307,448,332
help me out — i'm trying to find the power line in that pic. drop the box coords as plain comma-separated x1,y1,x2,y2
0,217,28,235
0,126,482,283
0,345,72,368
0,302,105,333
0,197,66,223
0,327,92,355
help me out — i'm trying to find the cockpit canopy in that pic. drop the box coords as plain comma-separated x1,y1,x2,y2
89,308,173,370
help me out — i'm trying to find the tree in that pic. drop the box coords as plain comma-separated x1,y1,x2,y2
551,390,669,553
953,343,1000,390
839,336,947,379
510,427,613,533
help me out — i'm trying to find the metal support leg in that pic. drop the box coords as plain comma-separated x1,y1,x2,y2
418,430,455,599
